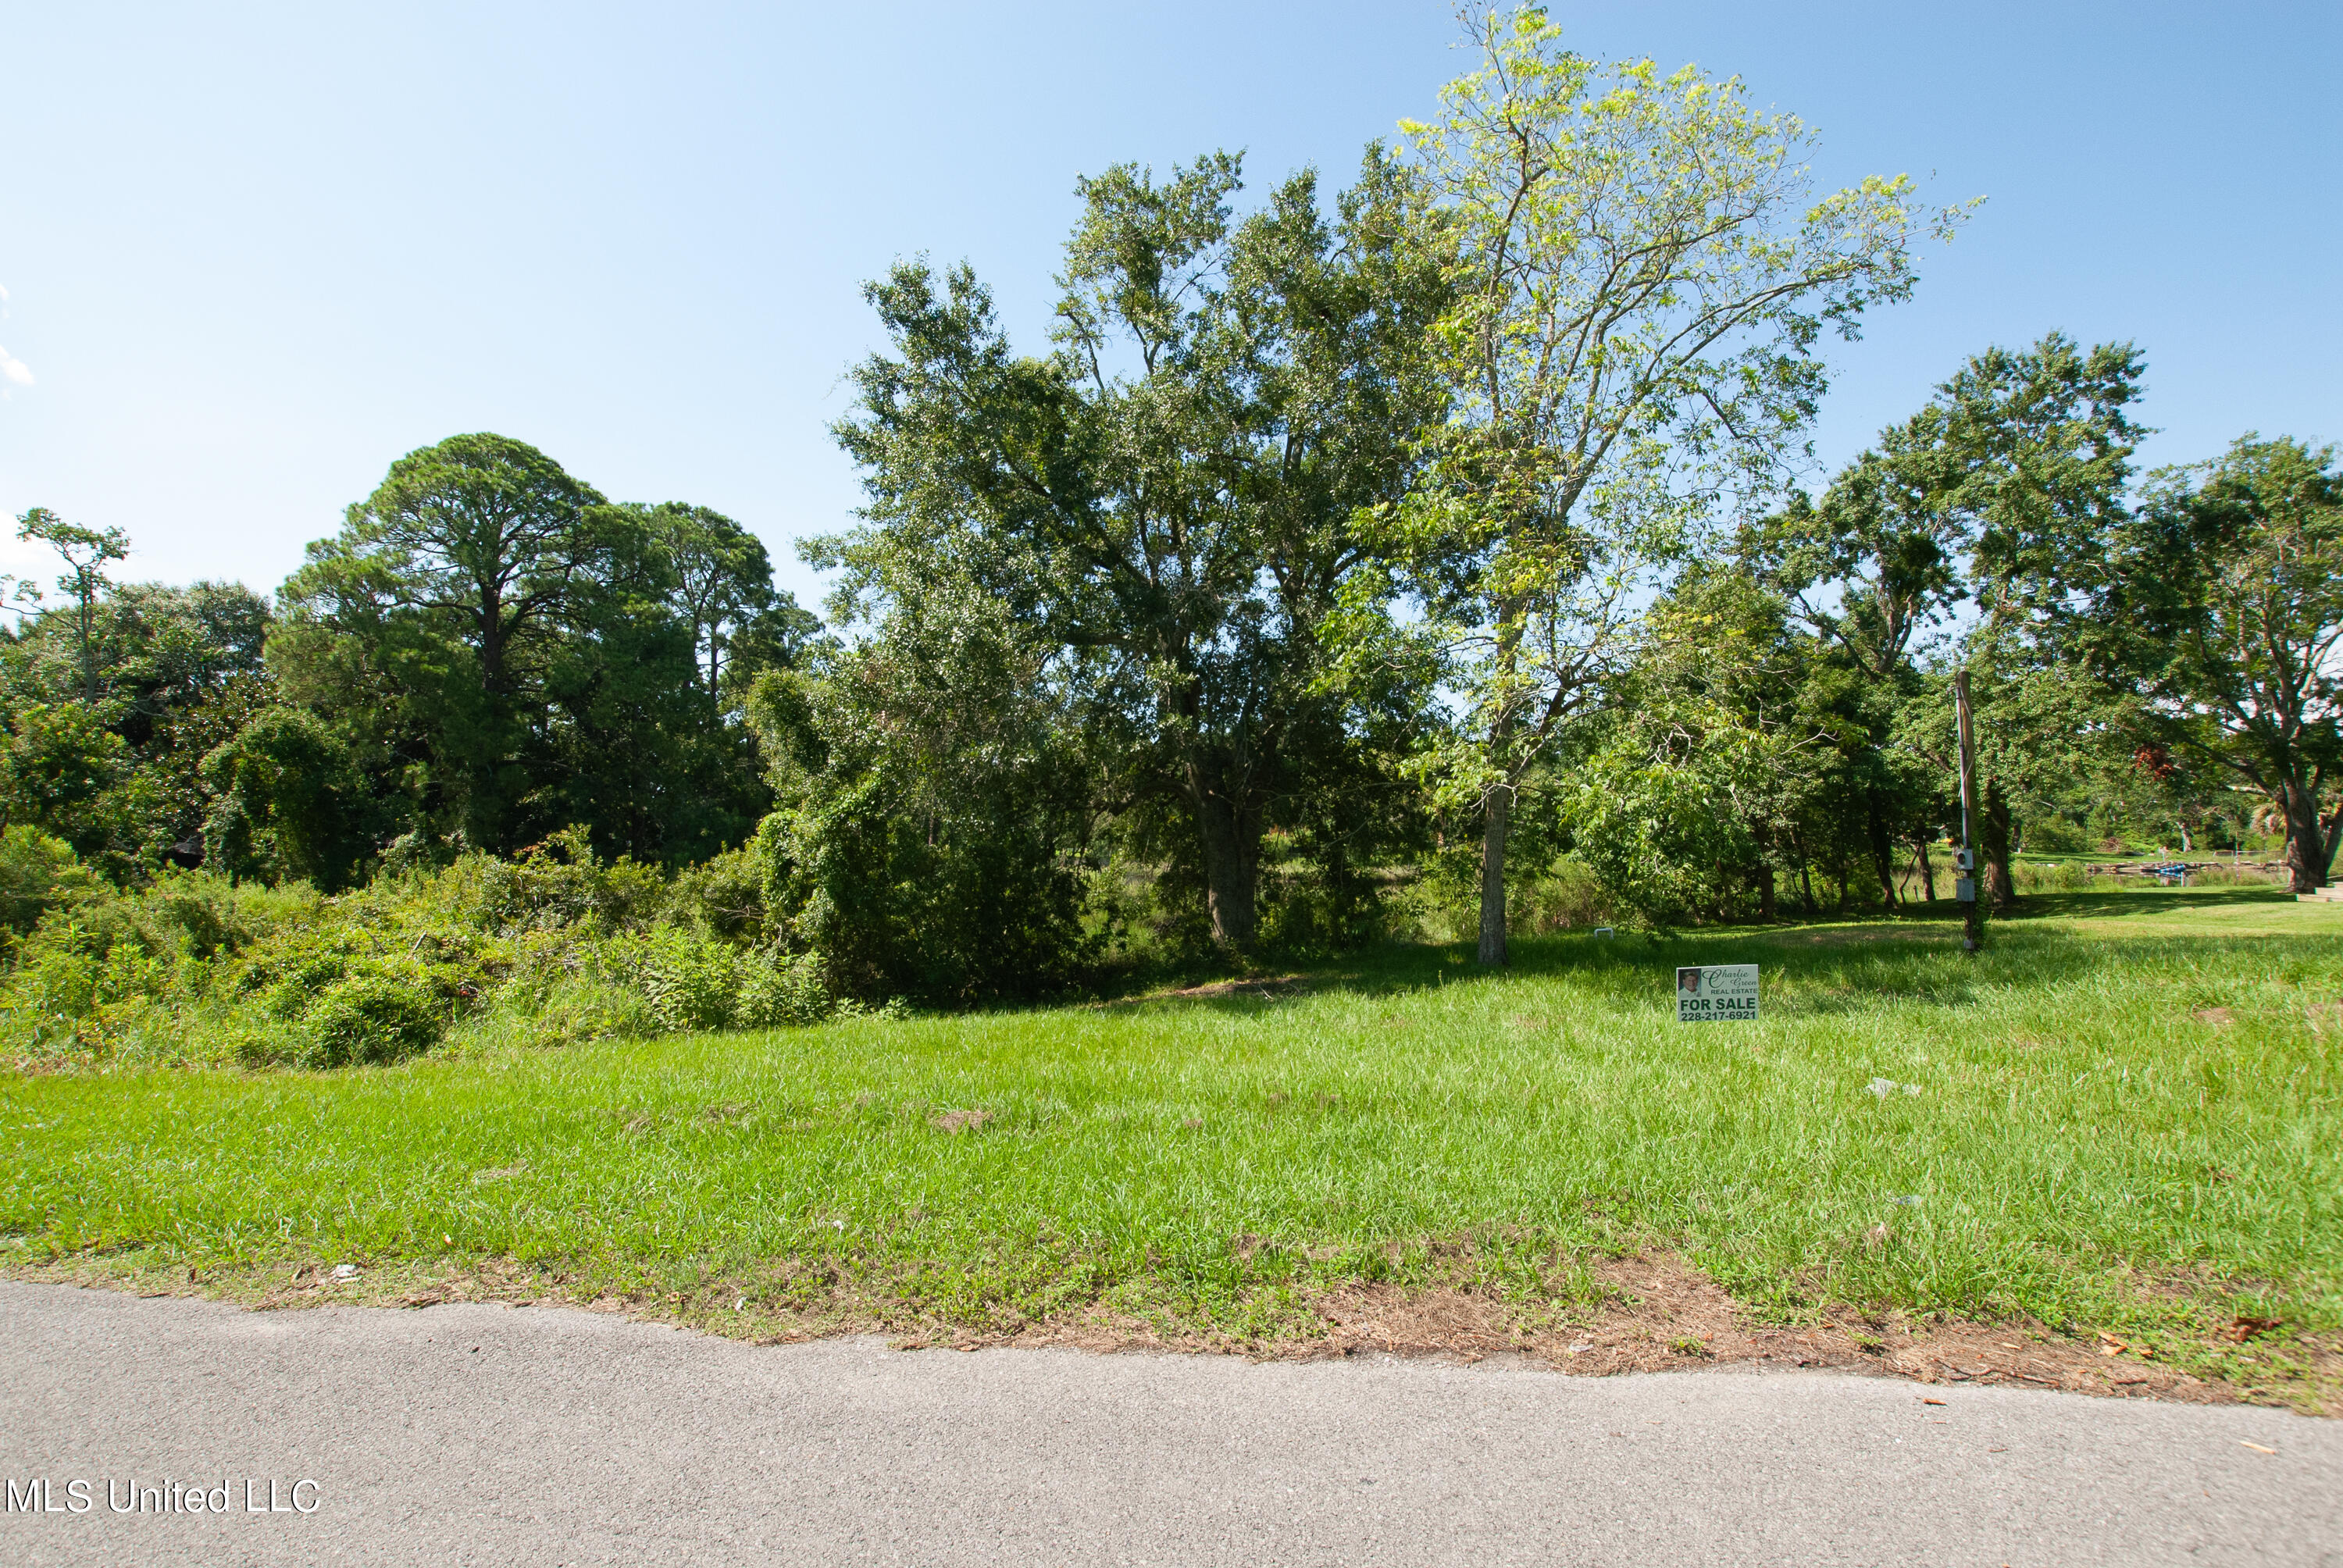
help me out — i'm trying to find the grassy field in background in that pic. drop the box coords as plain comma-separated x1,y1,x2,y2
5,886,2338,1399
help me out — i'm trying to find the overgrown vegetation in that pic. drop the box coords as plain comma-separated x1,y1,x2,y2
7,23,2338,1069
5,889,2337,1406
5,16,2331,1065
3,6,2336,1406
0,825,838,1071
0,812,1656,1071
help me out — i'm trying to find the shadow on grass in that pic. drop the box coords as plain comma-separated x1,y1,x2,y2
1995,886,2297,921
1114,884,2334,1020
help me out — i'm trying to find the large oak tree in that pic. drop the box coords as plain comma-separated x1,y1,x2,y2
826,148,1449,950
2105,437,2343,892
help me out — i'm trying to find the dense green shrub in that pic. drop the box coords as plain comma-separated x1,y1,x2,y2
734,950,833,1028
605,927,833,1034
0,828,848,1072
434,828,670,935
1511,857,1616,933
0,704,134,871
769,778,1094,1008
2010,859,2092,893
667,845,771,945
1393,851,1617,944
2020,817,2090,855
297,977,444,1067
748,631,1100,1008
623,927,742,1031
201,705,380,891
0,827,98,939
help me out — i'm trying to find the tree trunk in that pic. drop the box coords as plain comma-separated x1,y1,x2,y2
1191,782,1260,950
2280,775,2328,893
1983,777,2017,910
479,582,507,697
1914,838,1937,903
2322,800,2343,883
1477,786,1509,968
74,576,100,706
1756,863,1776,921
1867,791,1899,908
1477,623,1522,969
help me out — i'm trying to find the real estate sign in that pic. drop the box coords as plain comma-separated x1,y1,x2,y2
1675,964,1760,1022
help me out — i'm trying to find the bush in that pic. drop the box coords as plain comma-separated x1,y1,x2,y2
431,828,671,937
2185,863,2285,887
8,946,108,1049
6,937,183,1059
608,928,835,1033
2011,860,2091,893
1392,851,1617,944
1256,855,1397,959
200,706,378,891
745,600,1100,1008
1514,857,1616,933
1,702,133,871
770,782,1095,1008
669,846,770,944
0,826,833,1072
2022,817,2089,855
628,927,744,1032
0,826,95,937
297,978,443,1068
736,949,832,1028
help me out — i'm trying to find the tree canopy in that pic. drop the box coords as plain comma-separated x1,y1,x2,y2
1330,4,1967,964
0,4,2328,1023
825,146,1450,951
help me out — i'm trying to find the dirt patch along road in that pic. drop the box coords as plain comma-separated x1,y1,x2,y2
3,1282,2338,1567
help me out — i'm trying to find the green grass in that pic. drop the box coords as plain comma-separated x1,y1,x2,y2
5,886,2339,1394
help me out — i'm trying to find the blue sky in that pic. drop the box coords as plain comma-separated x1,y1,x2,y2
2,1,2334,611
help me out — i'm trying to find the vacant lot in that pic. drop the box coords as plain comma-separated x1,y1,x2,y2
5,889,2338,1408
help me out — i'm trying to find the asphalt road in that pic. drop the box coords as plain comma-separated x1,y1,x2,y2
2,1281,2336,1566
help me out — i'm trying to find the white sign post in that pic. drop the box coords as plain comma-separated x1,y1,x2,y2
1676,964,1760,1023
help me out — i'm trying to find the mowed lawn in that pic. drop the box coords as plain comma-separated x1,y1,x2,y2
5,888,2338,1385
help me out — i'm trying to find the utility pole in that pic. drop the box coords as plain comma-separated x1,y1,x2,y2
1953,671,1984,953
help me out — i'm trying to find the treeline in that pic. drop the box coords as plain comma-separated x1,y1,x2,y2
5,440,818,888
2,9,2337,1058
